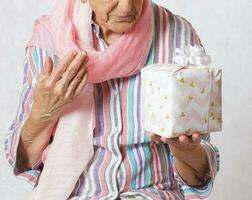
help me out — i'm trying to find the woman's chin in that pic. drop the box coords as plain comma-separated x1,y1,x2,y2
109,21,137,33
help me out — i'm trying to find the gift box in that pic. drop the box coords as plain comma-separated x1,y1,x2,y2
140,46,222,138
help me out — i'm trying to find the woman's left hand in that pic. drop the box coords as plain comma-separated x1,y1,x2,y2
148,132,202,157
149,132,210,186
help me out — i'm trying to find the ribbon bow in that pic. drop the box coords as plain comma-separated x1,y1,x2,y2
172,45,211,66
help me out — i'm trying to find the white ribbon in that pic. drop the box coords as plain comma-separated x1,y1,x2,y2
172,45,211,66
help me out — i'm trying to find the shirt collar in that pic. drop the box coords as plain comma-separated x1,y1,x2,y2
91,12,102,38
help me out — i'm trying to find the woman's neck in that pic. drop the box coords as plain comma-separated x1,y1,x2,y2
99,26,123,45
92,13,123,45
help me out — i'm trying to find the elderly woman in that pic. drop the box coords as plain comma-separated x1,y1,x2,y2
4,0,220,199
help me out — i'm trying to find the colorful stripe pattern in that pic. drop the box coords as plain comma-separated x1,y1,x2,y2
4,4,220,200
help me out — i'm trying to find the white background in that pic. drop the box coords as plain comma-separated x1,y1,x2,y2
0,0,251,199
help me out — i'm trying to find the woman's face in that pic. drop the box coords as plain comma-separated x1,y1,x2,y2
88,0,144,34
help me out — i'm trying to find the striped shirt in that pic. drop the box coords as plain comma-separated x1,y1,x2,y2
4,4,220,200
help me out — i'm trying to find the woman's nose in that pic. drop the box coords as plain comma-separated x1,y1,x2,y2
118,0,133,15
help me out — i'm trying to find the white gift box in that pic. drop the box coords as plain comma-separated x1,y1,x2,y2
140,46,222,138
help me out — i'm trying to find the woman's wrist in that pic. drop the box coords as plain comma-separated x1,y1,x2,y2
17,118,55,170
21,113,57,146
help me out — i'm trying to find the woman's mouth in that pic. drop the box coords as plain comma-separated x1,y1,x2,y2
110,15,135,22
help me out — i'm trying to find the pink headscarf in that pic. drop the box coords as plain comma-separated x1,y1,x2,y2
25,0,154,199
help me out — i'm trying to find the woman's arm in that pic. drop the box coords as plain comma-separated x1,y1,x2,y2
171,142,210,186
5,46,88,178
16,115,57,171
4,47,59,175
149,133,218,187
16,51,88,172
4,47,54,179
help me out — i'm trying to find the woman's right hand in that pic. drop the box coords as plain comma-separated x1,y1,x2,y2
29,51,88,135
16,51,88,170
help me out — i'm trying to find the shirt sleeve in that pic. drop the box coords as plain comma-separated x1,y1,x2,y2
3,46,58,186
170,133,220,199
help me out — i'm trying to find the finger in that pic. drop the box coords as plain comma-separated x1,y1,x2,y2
166,137,177,144
149,133,161,140
153,140,161,144
49,51,78,84
151,137,161,144
64,66,87,99
43,56,53,75
161,136,170,144
38,56,54,83
192,132,202,144
149,133,162,143
73,72,88,98
64,56,88,95
61,52,87,86
53,52,87,95
178,134,189,145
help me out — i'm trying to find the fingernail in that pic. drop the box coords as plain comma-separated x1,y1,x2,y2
71,51,77,57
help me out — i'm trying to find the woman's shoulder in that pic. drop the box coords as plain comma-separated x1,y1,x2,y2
152,3,196,29
152,3,202,46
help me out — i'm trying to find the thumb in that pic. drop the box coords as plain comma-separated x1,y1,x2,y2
43,56,53,75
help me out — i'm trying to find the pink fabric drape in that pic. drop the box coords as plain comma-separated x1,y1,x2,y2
25,0,154,199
